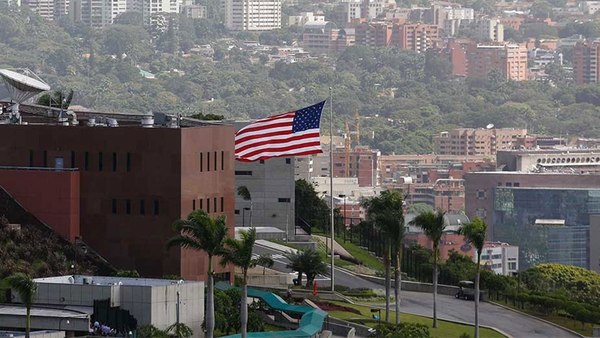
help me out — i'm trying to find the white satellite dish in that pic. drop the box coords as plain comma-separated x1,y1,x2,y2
0,68,50,122
486,123,495,129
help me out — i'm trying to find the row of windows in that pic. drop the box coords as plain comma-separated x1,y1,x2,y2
200,151,226,172
112,199,159,215
30,150,132,172
192,197,225,213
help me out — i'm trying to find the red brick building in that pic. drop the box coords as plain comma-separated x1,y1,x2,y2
573,40,600,85
355,22,440,52
0,107,235,281
466,44,528,81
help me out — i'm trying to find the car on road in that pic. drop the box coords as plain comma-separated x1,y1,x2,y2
455,280,484,301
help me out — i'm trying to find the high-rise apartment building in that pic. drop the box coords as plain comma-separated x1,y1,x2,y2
224,0,282,31
433,128,527,156
22,0,55,19
466,44,528,81
394,23,440,52
478,18,504,42
573,40,600,85
355,22,393,47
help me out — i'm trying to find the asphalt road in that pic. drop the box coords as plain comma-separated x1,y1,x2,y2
253,242,579,338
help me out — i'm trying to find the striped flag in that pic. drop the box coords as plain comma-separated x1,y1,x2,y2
235,101,326,162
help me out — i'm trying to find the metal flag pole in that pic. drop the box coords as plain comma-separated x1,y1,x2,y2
329,87,335,292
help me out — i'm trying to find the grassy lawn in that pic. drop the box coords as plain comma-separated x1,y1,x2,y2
492,299,593,336
337,240,384,272
328,300,506,338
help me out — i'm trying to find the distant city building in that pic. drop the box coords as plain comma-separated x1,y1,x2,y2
405,178,465,213
181,3,207,19
573,40,600,85
302,22,354,54
355,22,440,52
224,0,282,31
464,172,600,269
433,128,528,156
479,241,519,275
529,48,563,68
581,1,600,15
466,44,528,81
477,18,504,42
22,0,55,20
496,149,600,174
288,11,324,27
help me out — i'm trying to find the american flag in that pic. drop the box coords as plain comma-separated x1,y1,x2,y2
235,101,326,162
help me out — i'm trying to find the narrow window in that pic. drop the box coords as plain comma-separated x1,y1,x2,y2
214,151,217,171
213,197,217,213
43,150,47,167
71,151,75,168
140,200,145,215
220,197,224,212
112,199,117,214
200,198,203,210
286,158,291,164
153,200,159,215
260,160,264,164
200,153,203,172
29,150,34,167
207,152,210,172
221,151,224,170
112,152,117,172
126,152,131,172
193,199,196,211
98,152,103,171
207,198,210,213
84,152,89,171
126,199,131,214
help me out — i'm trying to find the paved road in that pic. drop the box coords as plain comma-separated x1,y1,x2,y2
253,242,579,338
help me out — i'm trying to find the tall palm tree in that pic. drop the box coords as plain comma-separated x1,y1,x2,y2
284,249,328,288
410,210,446,328
6,273,37,338
459,217,488,338
220,228,257,338
362,190,404,324
237,186,252,227
167,210,228,338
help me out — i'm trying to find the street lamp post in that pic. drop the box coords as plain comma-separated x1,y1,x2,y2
339,194,346,242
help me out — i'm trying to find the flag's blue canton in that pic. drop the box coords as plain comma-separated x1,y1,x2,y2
292,101,325,133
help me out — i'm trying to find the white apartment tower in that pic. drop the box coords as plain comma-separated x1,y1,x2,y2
225,0,282,31
22,0,55,19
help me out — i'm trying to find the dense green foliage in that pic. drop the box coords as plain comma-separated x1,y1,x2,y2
521,264,600,306
2,8,600,153
370,322,431,338
285,248,328,287
213,288,265,335
295,179,330,232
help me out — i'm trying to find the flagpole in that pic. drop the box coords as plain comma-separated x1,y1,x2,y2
329,87,335,292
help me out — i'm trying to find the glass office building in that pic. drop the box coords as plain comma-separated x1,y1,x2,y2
493,187,600,269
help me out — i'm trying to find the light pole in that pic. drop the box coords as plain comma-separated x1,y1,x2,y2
339,194,346,242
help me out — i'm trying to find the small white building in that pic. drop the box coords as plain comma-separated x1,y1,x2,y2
288,12,325,27
477,241,519,275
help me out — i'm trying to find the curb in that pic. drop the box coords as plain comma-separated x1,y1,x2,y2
353,302,514,338
489,301,585,338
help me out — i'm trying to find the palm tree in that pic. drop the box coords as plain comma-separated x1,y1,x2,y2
459,217,488,338
363,190,404,324
255,253,274,275
6,273,37,338
410,210,446,328
167,210,228,338
220,228,257,338
237,186,252,227
284,249,328,288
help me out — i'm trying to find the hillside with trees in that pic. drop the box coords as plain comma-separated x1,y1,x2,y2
1,7,600,153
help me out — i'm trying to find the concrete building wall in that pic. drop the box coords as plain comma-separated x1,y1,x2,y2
225,0,282,31
235,157,295,239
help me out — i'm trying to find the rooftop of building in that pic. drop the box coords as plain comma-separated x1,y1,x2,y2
0,331,65,337
33,275,190,287
0,101,227,129
0,305,88,319
483,241,517,248
498,147,600,155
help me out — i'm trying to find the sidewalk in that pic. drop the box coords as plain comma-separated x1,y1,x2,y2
313,235,354,259
255,239,298,253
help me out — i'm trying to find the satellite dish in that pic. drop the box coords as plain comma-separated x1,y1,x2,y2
0,68,50,122
486,123,495,129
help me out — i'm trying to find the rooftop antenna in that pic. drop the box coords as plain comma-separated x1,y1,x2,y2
0,68,50,124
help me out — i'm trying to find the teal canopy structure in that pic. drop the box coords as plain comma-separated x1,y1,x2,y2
216,282,328,338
